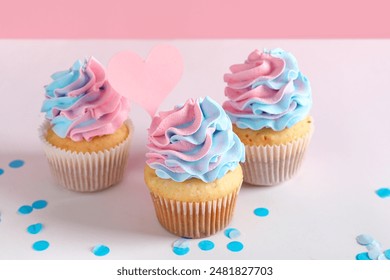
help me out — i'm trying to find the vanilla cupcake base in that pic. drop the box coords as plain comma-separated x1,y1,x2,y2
242,129,312,186
145,165,243,238
150,189,239,238
40,119,133,192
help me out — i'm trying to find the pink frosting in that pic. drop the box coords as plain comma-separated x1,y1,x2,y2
222,48,312,131
147,99,206,170
223,50,286,110
42,57,130,141
146,97,245,182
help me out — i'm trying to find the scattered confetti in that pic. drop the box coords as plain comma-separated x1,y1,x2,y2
17,200,48,216
0,168,4,175
356,252,370,260
254,207,269,217
224,228,241,239
32,200,48,210
172,238,190,256
32,240,50,251
172,238,190,249
92,245,110,257
356,234,374,246
18,205,33,215
355,234,389,260
172,246,190,256
9,160,24,169
27,223,43,234
227,241,244,252
376,188,390,198
198,240,215,251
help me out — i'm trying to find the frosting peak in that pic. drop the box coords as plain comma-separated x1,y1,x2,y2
41,57,130,141
223,48,311,131
146,97,245,183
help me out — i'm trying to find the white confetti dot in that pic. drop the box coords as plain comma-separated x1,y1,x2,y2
172,238,190,249
366,240,382,251
368,247,382,260
356,234,374,246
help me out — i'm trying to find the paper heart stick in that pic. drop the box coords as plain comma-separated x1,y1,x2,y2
107,45,184,117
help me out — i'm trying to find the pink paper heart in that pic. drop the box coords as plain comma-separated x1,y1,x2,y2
107,45,183,117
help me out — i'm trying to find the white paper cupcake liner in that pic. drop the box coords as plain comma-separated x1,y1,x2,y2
242,129,313,186
150,187,240,238
40,119,133,192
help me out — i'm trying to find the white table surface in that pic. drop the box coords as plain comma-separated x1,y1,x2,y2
0,39,389,260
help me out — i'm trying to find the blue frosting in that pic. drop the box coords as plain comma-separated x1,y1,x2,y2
147,97,245,183
226,48,312,131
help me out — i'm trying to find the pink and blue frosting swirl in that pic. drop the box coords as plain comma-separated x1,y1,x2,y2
41,57,130,141
223,48,312,131
146,97,245,183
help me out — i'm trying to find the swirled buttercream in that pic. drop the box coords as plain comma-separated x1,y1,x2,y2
223,48,312,131
146,97,245,183
41,57,129,141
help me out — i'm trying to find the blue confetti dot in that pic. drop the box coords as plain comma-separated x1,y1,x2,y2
173,246,190,256
0,168,4,175
9,160,24,169
356,234,374,246
18,205,33,215
227,241,244,252
224,228,241,239
356,252,370,260
92,245,110,257
254,207,269,217
32,240,49,251
27,223,43,234
384,249,390,259
32,200,48,210
198,240,215,251
376,188,390,198
172,247,190,256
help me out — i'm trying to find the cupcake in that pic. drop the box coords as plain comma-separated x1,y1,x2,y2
223,48,313,185
144,97,245,238
40,57,133,192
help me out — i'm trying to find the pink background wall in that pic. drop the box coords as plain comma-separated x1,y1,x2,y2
1,0,389,38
